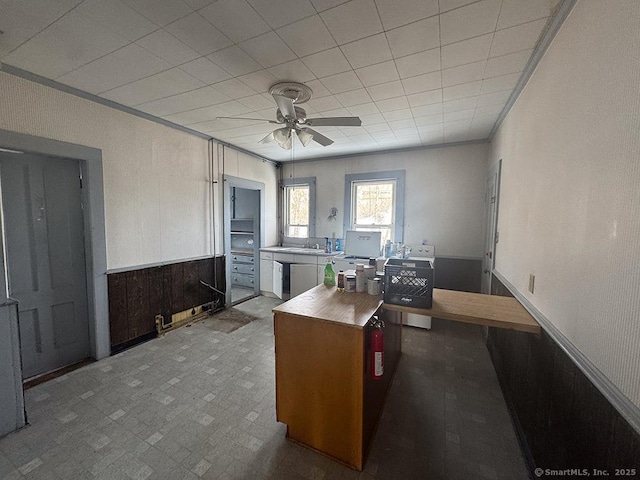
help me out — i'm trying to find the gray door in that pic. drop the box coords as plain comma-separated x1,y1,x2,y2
0,154,90,379
481,160,501,294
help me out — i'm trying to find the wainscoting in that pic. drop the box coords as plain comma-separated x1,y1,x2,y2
487,274,640,474
107,256,225,353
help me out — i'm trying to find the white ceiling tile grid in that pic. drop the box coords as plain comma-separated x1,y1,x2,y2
0,0,563,161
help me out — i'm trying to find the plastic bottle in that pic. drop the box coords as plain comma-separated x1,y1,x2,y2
335,238,342,251
324,259,336,287
384,240,392,258
355,264,365,293
337,270,345,292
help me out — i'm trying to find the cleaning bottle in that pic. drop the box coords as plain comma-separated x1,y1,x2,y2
324,258,336,287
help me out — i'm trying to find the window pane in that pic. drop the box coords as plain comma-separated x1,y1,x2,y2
354,182,394,225
287,226,308,237
287,186,309,225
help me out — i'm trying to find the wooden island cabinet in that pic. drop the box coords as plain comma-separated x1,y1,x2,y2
273,284,402,471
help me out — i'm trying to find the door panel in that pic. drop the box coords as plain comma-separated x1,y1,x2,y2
1,154,90,379
273,261,283,299
291,264,318,298
481,161,501,294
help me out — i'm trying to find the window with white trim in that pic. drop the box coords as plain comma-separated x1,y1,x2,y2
283,177,316,238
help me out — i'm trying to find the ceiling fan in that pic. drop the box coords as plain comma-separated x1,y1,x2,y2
216,82,362,150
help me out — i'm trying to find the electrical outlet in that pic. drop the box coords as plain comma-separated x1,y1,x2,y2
528,274,535,294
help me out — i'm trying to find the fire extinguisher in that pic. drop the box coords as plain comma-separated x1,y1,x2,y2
370,316,385,380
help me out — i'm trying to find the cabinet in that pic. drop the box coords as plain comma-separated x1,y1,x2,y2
266,251,336,299
230,218,256,290
259,251,273,294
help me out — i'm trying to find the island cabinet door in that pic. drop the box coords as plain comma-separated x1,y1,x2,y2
362,307,403,456
274,312,366,470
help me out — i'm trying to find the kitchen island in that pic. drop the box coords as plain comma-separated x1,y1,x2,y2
273,284,540,470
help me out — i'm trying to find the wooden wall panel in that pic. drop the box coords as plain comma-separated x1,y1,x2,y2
107,274,127,346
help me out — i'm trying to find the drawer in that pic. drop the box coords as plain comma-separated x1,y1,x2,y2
232,273,255,288
231,254,254,263
293,254,318,265
260,251,274,261
273,253,295,263
231,263,255,275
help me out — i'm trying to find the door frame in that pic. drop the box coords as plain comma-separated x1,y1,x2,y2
223,175,265,306
0,129,109,360
481,159,501,294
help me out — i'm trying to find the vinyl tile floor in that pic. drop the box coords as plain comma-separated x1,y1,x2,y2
0,295,529,480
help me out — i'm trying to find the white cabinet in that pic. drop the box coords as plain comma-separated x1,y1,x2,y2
291,264,318,298
273,261,283,299
259,251,273,294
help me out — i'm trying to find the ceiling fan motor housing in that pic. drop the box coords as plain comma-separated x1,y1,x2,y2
269,82,313,104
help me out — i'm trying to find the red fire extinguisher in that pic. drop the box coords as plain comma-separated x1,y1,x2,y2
370,316,385,380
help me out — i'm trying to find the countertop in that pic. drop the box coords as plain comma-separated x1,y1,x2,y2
260,246,338,256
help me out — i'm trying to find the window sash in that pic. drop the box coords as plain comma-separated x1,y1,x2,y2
285,183,310,238
351,179,396,235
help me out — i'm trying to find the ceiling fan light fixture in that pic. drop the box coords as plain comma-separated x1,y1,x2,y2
296,128,314,147
273,127,292,150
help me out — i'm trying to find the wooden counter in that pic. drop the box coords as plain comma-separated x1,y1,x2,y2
383,288,540,334
273,285,401,471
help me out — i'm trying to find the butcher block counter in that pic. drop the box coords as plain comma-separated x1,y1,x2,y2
273,284,540,470
273,285,402,470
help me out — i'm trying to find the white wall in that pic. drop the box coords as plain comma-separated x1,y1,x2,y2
282,143,489,257
489,0,640,408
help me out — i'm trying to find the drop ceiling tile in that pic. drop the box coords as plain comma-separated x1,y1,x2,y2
407,89,442,107
207,46,262,77
411,103,442,117
76,0,156,41
320,71,363,94
373,130,397,139
355,61,399,87
367,81,404,102
101,67,205,105
247,0,316,29
184,0,215,8
238,94,275,111
490,18,548,57
137,86,231,116
443,118,471,139
383,109,412,122
438,0,478,13
444,108,475,122
440,0,501,45
484,49,531,78
237,70,278,93
277,15,336,58
471,113,499,128
306,79,332,98
58,43,171,94
311,0,350,12
442,80,481,101
375,0,438,30
475,90,510,107
320,0,383,45
217,100,253,115
468,123,493,139
441,33,493,69
306,96,343,112
136,30,200,66
342,34,393,70
401,72,441,95
164,105,227,125
335,89,372,107
165,13,232,56
122,0,193,26
365,123,392,133
387,17,440,58
213,78,256,99
348,102,380,116
322,107,352,118
480,72,520,94
474,103,504,117
199,0,271,43
302,48,352,78
442,97,477,112
268,59,316,83
375,96,409,112
0,0,83,56
391,127,418,137
239,32,297,68
4,10,128,79
497,0,557,30
395,48,441,79
414,113,443,126
179,57,232,84
442,60,486,87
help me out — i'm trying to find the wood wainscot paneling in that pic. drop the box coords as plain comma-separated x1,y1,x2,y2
107,256,225,353
487,274,640,475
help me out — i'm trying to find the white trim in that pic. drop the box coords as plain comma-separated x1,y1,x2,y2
492,269,640,435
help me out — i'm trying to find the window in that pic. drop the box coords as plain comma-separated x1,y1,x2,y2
352,180,396,244
283,177,316,238
344,171,405,245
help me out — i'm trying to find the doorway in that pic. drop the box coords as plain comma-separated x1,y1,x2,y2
481,160,501,294
223,176,265,306
0,153,90,379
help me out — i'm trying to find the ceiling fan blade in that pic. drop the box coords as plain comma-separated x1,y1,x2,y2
259,132,275,144
216,116,279,124
272,94,296,119
302,127,334,147
304,117,362,127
